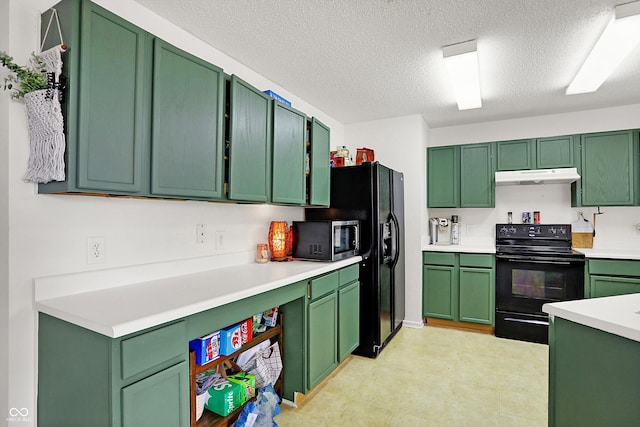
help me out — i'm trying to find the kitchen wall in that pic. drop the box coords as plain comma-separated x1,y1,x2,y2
344,115,429,327
1,0,10,420
427,103,640,250
4,0,344,423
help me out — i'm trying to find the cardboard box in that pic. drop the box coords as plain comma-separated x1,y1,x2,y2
252,313,263,334
262,90,291,106
204,379,243,416
189,331,221,365
227,372,256,403
219,324,243,356
239,318,253,345
263,307,279,327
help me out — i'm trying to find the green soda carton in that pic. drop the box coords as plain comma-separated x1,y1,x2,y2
204,379,242,416
228,372,256,403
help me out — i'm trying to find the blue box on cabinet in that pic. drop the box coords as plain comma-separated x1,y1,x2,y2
219,324,242,356
263,90,291,106
189,330,221,365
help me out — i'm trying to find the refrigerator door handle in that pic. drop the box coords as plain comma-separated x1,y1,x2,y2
389,212,400,269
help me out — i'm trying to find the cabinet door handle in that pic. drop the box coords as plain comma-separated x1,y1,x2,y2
307,281,311,299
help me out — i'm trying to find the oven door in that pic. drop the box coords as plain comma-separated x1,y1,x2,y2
495,254,585,315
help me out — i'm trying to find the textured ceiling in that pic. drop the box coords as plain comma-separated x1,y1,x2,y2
134,0,640,128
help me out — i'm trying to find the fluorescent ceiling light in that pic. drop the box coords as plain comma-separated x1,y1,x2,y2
567,1,640,95
443,39,482,110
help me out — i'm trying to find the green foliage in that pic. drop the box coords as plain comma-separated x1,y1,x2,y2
0,51,48,99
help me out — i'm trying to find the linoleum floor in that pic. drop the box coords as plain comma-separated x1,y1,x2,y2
277,325,548,427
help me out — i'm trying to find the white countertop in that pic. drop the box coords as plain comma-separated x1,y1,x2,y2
543,293,640,343
35,257,361,339
574,248,640,260
422,243,496,254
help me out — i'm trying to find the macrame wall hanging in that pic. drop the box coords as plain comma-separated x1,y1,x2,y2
22,8,67,183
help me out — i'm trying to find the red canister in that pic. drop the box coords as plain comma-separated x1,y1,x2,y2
534,211,541,224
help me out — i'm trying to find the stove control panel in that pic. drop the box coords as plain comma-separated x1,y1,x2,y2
496,224,571,239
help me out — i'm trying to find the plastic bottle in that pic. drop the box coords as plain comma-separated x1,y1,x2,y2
451,215,460,245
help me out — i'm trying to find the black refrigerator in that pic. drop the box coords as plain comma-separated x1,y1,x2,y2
305,162,405,358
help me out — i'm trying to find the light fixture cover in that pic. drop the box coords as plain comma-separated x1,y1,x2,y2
567,1,640,95
443,39,482,110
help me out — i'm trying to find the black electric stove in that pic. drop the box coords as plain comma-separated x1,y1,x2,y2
495,224,585,344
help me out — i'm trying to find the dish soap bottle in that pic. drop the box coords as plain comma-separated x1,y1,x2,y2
451,215,460,245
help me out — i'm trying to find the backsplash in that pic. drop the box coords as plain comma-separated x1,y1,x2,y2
427,183,640,249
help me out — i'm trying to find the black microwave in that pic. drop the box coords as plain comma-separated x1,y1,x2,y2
292,220,359,261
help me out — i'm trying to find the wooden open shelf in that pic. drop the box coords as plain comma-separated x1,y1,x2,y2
190,316,284,427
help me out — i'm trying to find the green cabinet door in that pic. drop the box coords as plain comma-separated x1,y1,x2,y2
460,143,495,208
272,102,306,204
423,265,457,320
496,139,534,171
151,39,225,199
71,2,150,194
590,276,640,298
427,146,459,207
228,75,272,202
536,136,575,169
459,267,494,325
338,281,360,362
578,130,639,206
121,361,190,427
308,291,338,389
309,118,330,206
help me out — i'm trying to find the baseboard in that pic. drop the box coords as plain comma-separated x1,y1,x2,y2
425,317,495,334
402,319,425,329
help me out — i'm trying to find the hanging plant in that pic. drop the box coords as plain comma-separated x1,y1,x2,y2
0,51,49,99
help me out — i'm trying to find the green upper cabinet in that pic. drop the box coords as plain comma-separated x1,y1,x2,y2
496,139,534,171
460,143,495,208
151,39,225,199
574,130,639,206
272,102,306,205
427,146,459,207
497,137,574,171
227,75,273,202
536,135,575,169
39,1,151,195
308,118,331,206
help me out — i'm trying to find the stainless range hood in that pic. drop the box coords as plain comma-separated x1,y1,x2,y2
495,168,580,185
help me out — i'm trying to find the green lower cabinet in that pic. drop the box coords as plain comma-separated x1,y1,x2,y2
423,265,457,320
588,258,640,298
458,267,494,325
590,276,640,298
548,317,640,426
307,291,338,389
422,252,494,326
338,280,360,362
121,361,190,427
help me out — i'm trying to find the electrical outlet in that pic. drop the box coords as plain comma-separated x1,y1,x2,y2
196,224,206,244
216,231,226,249
87,237,105,264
